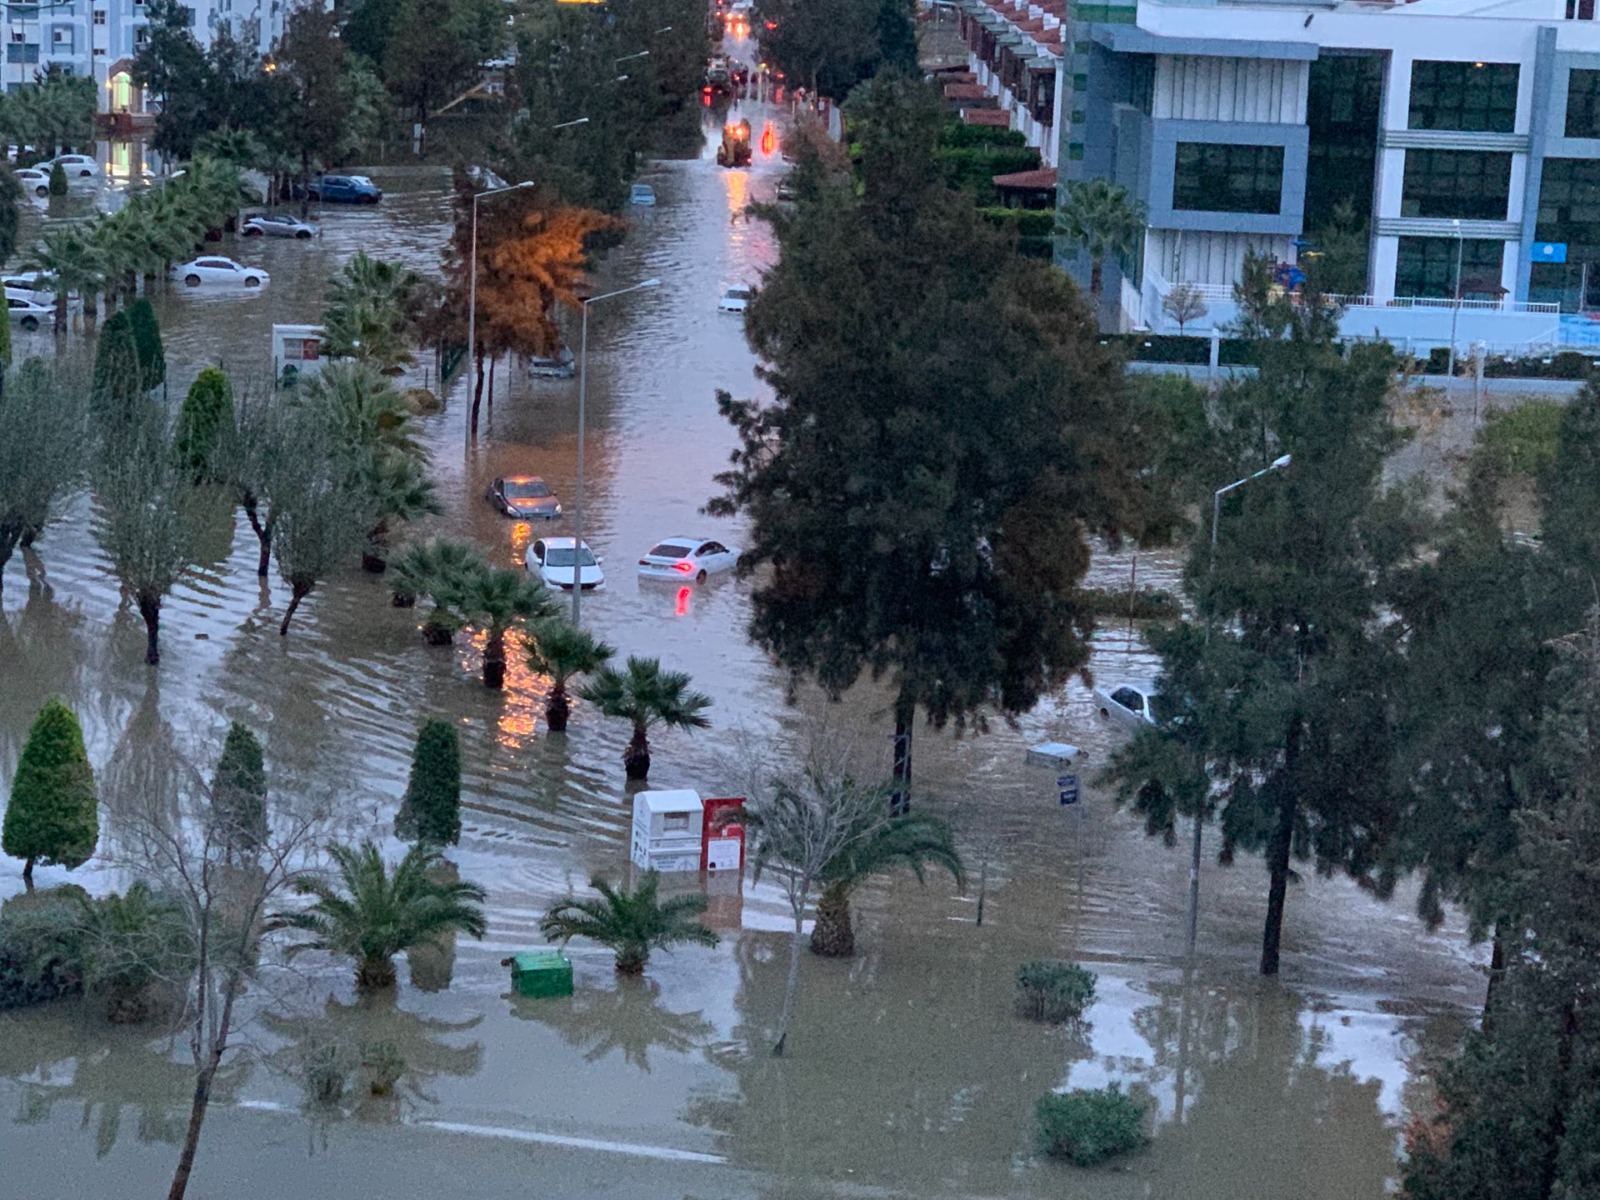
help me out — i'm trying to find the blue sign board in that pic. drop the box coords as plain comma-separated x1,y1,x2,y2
1532,242,1568,264
1057,774,1079,807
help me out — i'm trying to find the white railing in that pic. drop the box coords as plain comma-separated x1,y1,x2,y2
1153,276,1561,316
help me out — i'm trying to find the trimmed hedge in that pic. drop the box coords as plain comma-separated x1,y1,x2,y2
1016,960,1097,1024
1098,333,1256,366
0,887,87,1010
1036,1085,1150,1166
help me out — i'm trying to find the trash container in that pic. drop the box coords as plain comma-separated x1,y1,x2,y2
508,950,573,998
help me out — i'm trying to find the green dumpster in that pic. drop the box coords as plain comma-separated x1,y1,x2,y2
510,950,573,998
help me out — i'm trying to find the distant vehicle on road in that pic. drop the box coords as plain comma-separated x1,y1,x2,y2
297,174,383,204
6,290,51,330
15,168,49,197
717,119,752,167
775,177,797,202
630,183,657,206
526,537,604,592
718,286,753,314
242,213,317,239
1092,680,1163,730
636,537,740,583
528,347,576,378
43,154,97,179
173,256,268,288
486,475,562,520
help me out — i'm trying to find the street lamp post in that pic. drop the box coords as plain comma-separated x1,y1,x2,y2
1445,218,1464,401
1190,453,1293,951
571,277,661,625
465,180,536,452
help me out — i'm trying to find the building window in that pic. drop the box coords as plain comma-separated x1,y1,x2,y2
1400,149,1512,220
1408,61,1518,133
1568,0,1597,18
1172,142,1284,214
1395,237,1505,299
93,8,105,22
1567,69,1600,138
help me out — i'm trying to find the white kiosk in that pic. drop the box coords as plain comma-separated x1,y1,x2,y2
629,789,704,873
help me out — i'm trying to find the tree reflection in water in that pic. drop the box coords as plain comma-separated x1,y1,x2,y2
508,976,714,1074
261,992,482,1125
0,1004,246,1158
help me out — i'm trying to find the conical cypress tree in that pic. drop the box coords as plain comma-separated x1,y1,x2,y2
174,367,234,480
92,310,143,425
46,162,66,197
395,719,461,847
211,721,267,857
2,698,98,887
127,298,166,393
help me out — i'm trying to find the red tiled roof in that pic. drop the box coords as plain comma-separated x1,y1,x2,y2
962,108,1014,126
945,83,990,100
993,167,1058,189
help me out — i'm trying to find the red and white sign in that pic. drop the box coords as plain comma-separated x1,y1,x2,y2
701,796,746,873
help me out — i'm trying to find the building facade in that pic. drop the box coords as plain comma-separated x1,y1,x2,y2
965,0,1600,349
955,0,1067,167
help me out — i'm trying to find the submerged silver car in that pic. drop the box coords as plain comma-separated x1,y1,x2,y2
241,213,318,239
486,475,562,520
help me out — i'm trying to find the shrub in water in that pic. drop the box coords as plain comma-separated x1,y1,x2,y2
0,886,87,1010
1035,1085,1150,1167
1016,960,1097,1024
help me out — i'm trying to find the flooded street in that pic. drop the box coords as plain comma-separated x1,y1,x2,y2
0,69,1487,1199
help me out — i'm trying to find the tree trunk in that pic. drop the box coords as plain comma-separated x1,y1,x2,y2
1483,924,1506,1029
21,856,34,889
470,346,486,439
167,1061,217,1200
774,908,806,1057
422,616,454,645
362,520,389,573
809,883,855,957
1259,721,1302,977
623,728,651,780
890,688,914,816
1089,255,1104,299
298,151,311,220
53,293,66,337
279,580,312,636
483,628,507,689
138,591,162,665
615,948,646,975
546,687,570,733
357,955,397,991
0,529,15,594
242,495,271,578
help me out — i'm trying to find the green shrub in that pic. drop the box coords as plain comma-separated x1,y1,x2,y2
91,310,144,422
211,721,267,856
127,297,166,392
77,881,194,1023
2,698,98,885
1016,960,1097,1024
0,886,87,1010
395,719,462,847
939,122,1029,149
980,207,1056,238
1474,401,1565,480
174,366,234,479
1098,333,1255,366
1076,587,1181,621
1035,1085,1150,1166
47,161,66,196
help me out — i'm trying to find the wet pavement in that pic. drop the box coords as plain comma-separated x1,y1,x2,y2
0,54,1488,1200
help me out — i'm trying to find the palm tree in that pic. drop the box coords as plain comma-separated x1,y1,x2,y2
576,656,712,780
458,565,552,688
271,842,488,991
358,449,441,572
298,360,421,461
321,252,422,374
1056,179,1147,300
388,538,485,644
540,873,718,975
808,808,964,957
36,225,104,335
524,616,613,732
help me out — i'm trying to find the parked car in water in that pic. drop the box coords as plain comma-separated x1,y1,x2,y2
630,183,657,206
299,174,383,204
6,290,52,330
43,153,97,179
718,286,753,314
1092,680,1163,730
172,256,269,288
528,347,576,378
14,168,49,197
486,475,562,520
526,537,604,592
636,537,741,583
241,212,317,239
4,275,55,306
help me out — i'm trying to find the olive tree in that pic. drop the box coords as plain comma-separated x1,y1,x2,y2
0,358,88,593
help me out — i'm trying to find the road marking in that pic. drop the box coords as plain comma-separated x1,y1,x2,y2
421,1120,726,1165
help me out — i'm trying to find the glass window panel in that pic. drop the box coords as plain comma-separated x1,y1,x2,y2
1408,61,1519,133
1395,237,1506,299
1172,142,1284,214
1400,150,1513,219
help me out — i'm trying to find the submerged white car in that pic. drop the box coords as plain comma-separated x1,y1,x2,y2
241,212,317,239
636,537,741,583
6,290,51,330
173,256,269,288
525,537,605,592
44,153,97,179
14,168,49,197
1092,680,1163,730
718,286,753,314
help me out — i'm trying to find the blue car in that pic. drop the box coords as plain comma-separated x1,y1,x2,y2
302,174,382,204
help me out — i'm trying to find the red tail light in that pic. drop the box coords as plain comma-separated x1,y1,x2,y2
673,561,694,573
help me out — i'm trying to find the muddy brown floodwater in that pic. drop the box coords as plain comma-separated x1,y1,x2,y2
0,47,1486,1200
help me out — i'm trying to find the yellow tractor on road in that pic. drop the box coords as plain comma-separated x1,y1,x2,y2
717,118,752,168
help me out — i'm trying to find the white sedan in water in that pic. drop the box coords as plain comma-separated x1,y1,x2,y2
636,537,741,583
1092,680,1163,730
14,168,49,197
172,256,269,289
718,286,753,314
525,537,605,592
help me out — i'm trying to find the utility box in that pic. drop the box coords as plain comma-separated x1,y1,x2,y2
630,789,704,873
701,796,747,873
271,323,326,388
509,950,572,998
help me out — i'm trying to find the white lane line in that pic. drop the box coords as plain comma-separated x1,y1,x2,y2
420,1120,726,1165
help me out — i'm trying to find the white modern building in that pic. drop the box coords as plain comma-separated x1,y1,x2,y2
2,0,286,115
962,0,1600,351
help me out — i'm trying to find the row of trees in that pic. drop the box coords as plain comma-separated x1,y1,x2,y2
754,0,917,102
1,70,95,161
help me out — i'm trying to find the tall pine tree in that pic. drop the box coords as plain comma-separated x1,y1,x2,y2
2,698,98,887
